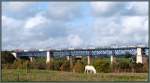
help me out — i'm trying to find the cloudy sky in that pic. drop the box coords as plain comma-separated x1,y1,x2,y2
2,1,148,50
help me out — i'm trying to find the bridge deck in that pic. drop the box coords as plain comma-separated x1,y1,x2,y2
15,47,149,57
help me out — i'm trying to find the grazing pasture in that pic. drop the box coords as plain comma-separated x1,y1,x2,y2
1,51,149,81
2,69,148,81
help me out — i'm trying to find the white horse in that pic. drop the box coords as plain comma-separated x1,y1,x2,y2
85,65,96,74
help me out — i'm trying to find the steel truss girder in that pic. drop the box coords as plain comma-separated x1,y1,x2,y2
16,48,148,57
17,51,47,57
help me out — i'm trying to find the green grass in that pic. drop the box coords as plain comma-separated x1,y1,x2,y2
2,69,148,81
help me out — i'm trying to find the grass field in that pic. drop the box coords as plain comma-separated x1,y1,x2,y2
2,69,148,81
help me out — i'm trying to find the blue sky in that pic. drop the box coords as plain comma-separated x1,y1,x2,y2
2,1,148,50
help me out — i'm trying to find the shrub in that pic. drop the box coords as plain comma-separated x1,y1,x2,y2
60,60,70,72
143,62,148,72
73,60,85,73
112,62,119,73
47,61,54,70
93,59,111,73
132,63,144,73
117,61,131,72
2,59,30,69
53,60,64,71
2,64,14,69
12,59,28,69
37,63,46,70
46,60,68,71
23,57,46,70
27,61,37,69
111,58,133,73
1,51,16,64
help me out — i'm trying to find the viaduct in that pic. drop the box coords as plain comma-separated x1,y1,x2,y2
11,46,149,65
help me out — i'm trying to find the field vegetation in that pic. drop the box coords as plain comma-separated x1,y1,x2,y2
1,51,149,81
2,69,148,81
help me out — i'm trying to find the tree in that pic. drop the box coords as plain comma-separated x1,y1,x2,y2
1,51,16,64
125,52,132,58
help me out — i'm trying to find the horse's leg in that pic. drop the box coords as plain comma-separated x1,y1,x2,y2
84,69,86,73
86,69,88,74
90,70,91,74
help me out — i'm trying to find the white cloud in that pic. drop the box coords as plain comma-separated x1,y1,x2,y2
2,14,72,50
91,2,148,16
2,2,40,19
90,1,148,46
45,2,83,21
24,13,49,29
121,16,148,34
91,2,124,16
2,15,25,50
91,2,115,12
2,16,23,28
93,17,121,36
67,34,83,47
126,2,148,15
2,2,35,12
121,16,148,44
91,15,148,46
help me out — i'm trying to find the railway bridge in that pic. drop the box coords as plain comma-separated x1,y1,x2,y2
12,46,149,64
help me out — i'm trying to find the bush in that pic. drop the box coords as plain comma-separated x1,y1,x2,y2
93,59,111,73
117,61,131,72
132,63,144,73
23,59,46,70
2,59,30,69
32,61,46,70
1,51,16,64
47,61,54,70
46,60,63,70
2,64,14,69
143,62,148,72
73,60,85,73
12,59,29,69
27,61,37,69
111,58,133,73
53,60,64,71
60,60,70,72
37,63,46,70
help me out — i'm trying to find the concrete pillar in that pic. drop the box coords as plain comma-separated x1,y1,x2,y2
46,51,50,63
87,56,90,65
136,48,143,63
87,50,92,65
12,52,17,59
70,56,73,71
110,55,113,64
29,57,33,62
66,56,70,60
68,51,73,72
111,50,115,64
87,55,92,65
